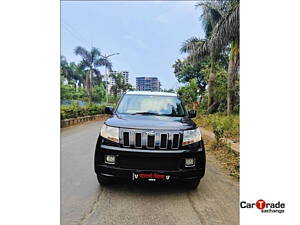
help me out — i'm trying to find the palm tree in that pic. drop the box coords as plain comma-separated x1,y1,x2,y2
60,55,71,80
182,0,239,114
207,0,239,114
74,46,112,102
68,62,86,88
60,57,86,88
181,1,224,111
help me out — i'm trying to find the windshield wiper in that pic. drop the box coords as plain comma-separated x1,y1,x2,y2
159,114,184,117
131,112,160,115
131,112,183,117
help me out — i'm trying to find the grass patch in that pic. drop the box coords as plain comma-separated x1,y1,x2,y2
204,135,240,180
194,114,239,142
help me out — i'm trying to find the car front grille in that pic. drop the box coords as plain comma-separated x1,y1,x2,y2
120,128,182,150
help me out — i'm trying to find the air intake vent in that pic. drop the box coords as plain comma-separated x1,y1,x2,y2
160,134,168,149
172,134,179,149
135,133,142,148
123,132,130,147
147,135,155,148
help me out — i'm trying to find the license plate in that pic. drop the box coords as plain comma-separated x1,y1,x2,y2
132,172,170,181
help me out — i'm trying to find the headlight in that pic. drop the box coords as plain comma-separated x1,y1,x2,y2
182,128,202,146
100,124,119,143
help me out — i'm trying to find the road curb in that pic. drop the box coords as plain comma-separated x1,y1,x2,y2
61,114,108,128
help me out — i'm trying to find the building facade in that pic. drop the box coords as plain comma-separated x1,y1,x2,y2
136,77,161,91
107,70,129,93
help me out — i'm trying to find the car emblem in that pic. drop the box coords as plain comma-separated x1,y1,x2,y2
146,130,155,135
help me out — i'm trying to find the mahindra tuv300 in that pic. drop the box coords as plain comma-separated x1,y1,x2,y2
94,91,206,189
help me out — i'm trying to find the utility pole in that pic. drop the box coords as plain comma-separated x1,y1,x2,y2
101,53,120,104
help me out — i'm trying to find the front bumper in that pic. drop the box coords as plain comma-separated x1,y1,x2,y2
94,136,206,181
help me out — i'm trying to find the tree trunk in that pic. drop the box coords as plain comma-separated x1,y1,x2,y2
208,54,216,108
90,69,93,100
81,77,86,88
227,40,240,115
86,70,93,102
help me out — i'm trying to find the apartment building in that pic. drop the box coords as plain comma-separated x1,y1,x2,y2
136,77,161,91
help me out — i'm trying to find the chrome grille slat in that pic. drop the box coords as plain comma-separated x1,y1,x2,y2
120,129,181,150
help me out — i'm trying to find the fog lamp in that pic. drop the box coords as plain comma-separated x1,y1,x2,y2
105,155,116,164
185,158,195,167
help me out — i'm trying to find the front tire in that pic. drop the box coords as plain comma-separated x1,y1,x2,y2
97,174,112,185
184,178,201,190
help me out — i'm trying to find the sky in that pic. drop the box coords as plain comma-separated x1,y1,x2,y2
61,1,204,90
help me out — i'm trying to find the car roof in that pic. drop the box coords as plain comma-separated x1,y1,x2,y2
125,91,178,97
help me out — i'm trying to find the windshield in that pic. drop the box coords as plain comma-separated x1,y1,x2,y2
116,94,186,117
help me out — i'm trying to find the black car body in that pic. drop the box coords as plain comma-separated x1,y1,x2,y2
94,91,206,189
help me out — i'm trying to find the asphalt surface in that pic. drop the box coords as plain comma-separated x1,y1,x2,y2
61,121,239,225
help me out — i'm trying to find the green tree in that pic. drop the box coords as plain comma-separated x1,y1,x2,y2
173,58,209,93
207,0,239,114
181,1,225,109
60,55,73,83
68,62,86,88
109,73,133,97
74,46,112,102
61,80,74,100
177,79,199,109
60,56,86,89
60,55,69,77
211,64,228,112
93,83,106,103
198,64,228,114
181,0,239,114
61,78,88,101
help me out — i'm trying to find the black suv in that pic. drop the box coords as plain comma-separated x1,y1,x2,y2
94,91,206,189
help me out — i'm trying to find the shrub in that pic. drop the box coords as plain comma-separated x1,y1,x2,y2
177,79,199,110
194,114,239,142
93,84,106,103
61,103,105,120
210,116,225,143
61,82,88,101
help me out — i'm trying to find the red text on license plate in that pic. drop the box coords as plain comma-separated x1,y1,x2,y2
133,173,170,180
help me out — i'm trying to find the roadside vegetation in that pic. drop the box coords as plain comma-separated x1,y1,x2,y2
194,114,239,142
60,47,133,106
60,1,240,148
174,0,240,178
204,136,240,180
61,104,106,120
174,0,239,138
175,0,239,114
61,46,133,120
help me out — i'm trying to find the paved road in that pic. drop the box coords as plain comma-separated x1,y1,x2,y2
61,121,239,225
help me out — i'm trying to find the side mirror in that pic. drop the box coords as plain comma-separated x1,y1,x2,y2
188,109,196,118
105,106,114,115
